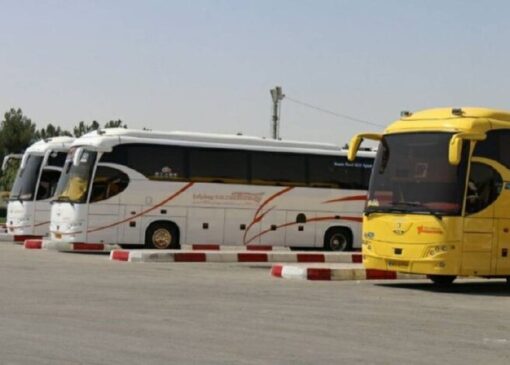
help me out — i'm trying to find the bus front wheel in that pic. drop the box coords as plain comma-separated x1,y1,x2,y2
427,275,456,285
145,222,179,250
324,228,352,252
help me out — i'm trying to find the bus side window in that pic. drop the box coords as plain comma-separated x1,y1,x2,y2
465,163,502,215
90,166,129,203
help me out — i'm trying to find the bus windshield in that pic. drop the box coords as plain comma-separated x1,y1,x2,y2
366,132,468,216
54,149,97,203
10,155,44,201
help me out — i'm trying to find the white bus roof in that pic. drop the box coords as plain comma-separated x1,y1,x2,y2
73,128,375,157
26,136,75,155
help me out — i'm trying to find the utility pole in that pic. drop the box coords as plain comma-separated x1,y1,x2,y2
270,86,285,139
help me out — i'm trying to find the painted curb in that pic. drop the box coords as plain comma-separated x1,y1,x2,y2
24,239,43,249
110,249,362,264
270,264,427,281
43,241,121,252
190,244,274,251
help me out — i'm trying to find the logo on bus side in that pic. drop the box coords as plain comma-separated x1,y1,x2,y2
417,226,443,234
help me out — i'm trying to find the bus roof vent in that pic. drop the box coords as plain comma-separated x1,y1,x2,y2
400,110,413,118
452,108,464,116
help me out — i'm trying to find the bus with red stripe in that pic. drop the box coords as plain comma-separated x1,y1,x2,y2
50,129,374,250
1,137,74,241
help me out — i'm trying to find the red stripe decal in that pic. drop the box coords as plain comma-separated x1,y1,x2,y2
237,253,268,262
352,254,362,263
307,268,331,280
73,243,105,251
297,254,325,263
366,269,397,280
8,221,50,229
174,252,206,262
192,244,220,251
271,265,283,277
245,215,362,244
111,251,130,261
85,182,195,234
322,195,367,204
243,187,294,244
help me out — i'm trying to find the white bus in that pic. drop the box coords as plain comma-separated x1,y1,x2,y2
50,129,375,251
2,137,74,241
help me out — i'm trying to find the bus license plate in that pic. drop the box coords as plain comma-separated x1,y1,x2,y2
387,260,409,268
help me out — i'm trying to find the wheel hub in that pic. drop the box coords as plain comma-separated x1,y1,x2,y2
152,228,172,249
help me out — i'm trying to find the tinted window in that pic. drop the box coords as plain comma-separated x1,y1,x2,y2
189,148,248,183
47,151,67,167
36,169,61,200
251,152,306,186
474,130,510,168
100,144,185,181
465,163,502,214
90,166,129,203
10,155,44,201
308,155,373,189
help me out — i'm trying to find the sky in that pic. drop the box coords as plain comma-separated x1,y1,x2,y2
1,0,510,146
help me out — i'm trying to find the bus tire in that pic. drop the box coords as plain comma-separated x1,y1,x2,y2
324,227,352,252
145,222,180,250
427,275,456,285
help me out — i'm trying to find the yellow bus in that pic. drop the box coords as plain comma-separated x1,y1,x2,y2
348,107,510,284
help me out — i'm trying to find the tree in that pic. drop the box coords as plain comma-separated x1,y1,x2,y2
0,108,37,154
104,119,127,129
0,157,20,192
34,123,72,140
73,120,100,137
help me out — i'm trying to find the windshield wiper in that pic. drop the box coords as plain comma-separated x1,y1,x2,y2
391,201,443,220
364,206,408,216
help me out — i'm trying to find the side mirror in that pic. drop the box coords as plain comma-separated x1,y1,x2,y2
73,147,84,166
448,135,463,165
448,132,486,165
347,133,382,161
19,154,29,170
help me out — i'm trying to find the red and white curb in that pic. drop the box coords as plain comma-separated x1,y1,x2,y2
271,264,427,281
110,249,362,264
24,239,120,252
190,244,275,251
0,233,42,243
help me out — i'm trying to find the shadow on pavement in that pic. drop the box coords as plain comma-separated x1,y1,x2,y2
377,280,510,297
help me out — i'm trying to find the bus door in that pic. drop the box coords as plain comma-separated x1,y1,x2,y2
119,204,142,245
34,168,62,236
462,161,502,276
493,182,510,275
86,165,129,244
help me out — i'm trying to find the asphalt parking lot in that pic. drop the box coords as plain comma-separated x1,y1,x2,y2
1,243,510,365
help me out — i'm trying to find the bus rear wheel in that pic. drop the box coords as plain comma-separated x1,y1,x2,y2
145,222,179,250
427,275,456,285
324,228,352,252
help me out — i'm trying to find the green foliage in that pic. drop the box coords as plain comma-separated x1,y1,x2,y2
0,108,37,154
104,119,127,129
0,157,20,192
35,123,72,140
73,120,100,137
